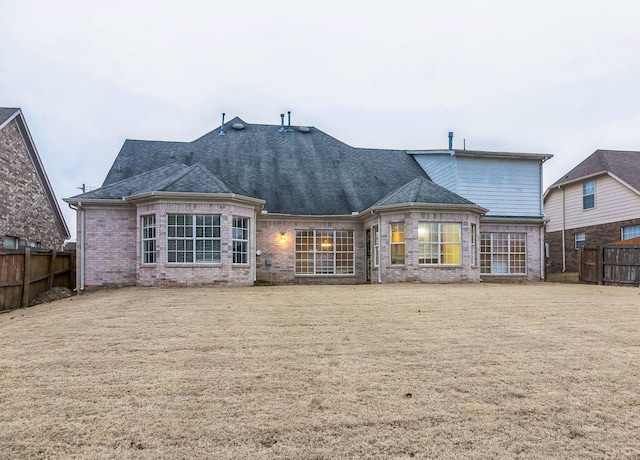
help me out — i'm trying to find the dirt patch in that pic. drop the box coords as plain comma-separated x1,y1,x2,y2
28,286,74,307
546,271,579,283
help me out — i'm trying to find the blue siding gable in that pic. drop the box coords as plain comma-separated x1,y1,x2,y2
409,150,550,218
410,151,458,193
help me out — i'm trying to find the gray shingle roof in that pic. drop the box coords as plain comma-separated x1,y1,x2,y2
0,107,19,126
372,177,477,207
78,117,476,214
552,150,640,192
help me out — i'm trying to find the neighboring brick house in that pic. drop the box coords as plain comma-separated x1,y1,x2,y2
65,115,551,289
0,107,70,250
544,150,640,272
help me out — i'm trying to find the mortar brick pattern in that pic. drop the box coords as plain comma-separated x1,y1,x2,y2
81,204,544,287
546,217,640,272
0,119,65,249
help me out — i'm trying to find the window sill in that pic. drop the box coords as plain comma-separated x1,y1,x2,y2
166,263,223,268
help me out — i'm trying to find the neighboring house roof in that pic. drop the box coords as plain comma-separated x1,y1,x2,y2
73,117,476,215
0,107,20,125
550,150,640,192
0,107,70,239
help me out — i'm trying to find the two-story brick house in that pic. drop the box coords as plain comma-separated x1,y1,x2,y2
1,107,70,250
65,115,551,289
544,150,640,272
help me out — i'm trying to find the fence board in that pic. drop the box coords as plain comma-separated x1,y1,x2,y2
579,245,640,287
0,249,75,311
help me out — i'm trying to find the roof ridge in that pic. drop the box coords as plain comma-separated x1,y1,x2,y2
156,162,205,191
80,163,188,198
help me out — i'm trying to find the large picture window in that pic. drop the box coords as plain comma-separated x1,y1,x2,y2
232,216,249,264
418,222,462,265
295,230,354,275
390,222,405,265
141,215,156,264
480,232,526,275
167,214,221,264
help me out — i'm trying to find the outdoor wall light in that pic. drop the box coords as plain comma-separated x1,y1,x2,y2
280,232,286,242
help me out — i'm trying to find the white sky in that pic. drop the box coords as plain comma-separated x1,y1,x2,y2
2,0,640,240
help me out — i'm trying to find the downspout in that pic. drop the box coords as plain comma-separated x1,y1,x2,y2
253,207,261,283
371,209,382,284
68,202,85,291
560,186,566,272
540,226,545,281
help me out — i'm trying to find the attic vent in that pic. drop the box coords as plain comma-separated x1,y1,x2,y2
232,123,245,130
298,126,310,133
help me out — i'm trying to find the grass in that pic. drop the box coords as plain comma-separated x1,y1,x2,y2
1,283,640,459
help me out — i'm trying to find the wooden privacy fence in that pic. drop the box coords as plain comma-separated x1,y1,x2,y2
0,248,75,311
578,245,640,286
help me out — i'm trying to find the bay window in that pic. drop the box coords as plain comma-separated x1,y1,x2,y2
167,214,221,264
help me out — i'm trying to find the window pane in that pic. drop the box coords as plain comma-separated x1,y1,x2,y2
480,232,526,275
167,214,220,264
295,229,354,275
142,215,156,264
583,180,595,210
232,216,249,265
390,223,405,265
622,225,640,240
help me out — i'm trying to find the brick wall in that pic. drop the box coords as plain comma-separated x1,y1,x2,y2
369,210,482,284
81,206,137,288
0,119,66,250
135,201,257,287
546,217,640,272
255,217,365,285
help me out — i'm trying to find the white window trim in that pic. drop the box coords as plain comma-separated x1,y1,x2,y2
295,229,355,276
480,232,527,275
232,216,250,265
417,222,462,266
141,214,156,265
621,224,640,241
390,222,405,266
582,179,595,210
167,214,221,264
575,232,586,249
373,225,380,267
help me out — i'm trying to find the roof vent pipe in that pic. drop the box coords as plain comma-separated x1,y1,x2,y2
279,113,285,132
220,113,226,136
448,131,453,150
287,111,292,131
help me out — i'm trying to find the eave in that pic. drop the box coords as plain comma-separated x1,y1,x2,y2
363,202,488,216
124,191,266,208
481,215,548,225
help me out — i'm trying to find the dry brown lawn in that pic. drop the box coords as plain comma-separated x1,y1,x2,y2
1,283,639,459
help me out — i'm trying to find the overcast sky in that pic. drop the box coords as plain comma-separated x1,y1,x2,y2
2,0,640,240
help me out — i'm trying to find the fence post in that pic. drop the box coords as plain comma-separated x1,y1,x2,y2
21,247,31,308
48,250,57,289
597,246,604,285
578,247,583,282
